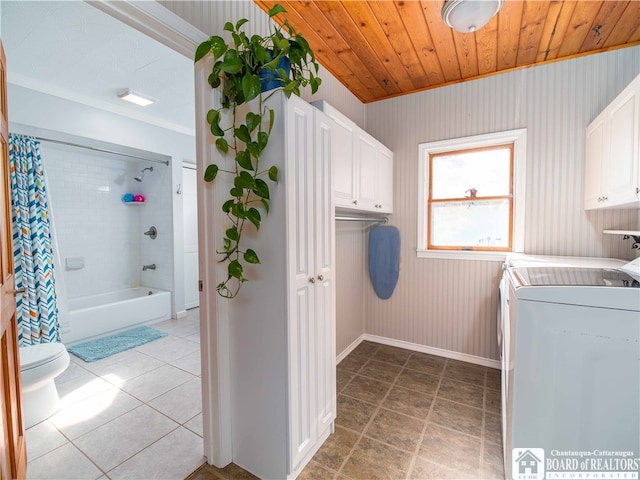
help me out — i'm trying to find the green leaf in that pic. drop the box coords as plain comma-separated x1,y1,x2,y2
209,36,228,59
275,37,290,51
204,164,219,182
254,45,271,64
242,74,261,103
225,226,239,241
230,202,245,218
210,120,224,137
208,73,221,89
195,41,211,62
243,249,260,264
236,150,253,171
268,166,279,182
228,260,243,279
222,199,234,213
268,4,287,17
206,109,218,124
223,22,234,32
252,178,270,199
311,76,321,94
246,142,259,160
220,58,243,74
235,18,249,30
261,198,270,215
246,208,261,230
234,171,255,189
268,108,275,132
216,138,229,154
246,112,261,133
257,131,269,153
234,125,251,144
230,187,244,197
223,238,231,251
208,109,224,136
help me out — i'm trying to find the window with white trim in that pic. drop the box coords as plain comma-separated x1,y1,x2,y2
417,129,526,260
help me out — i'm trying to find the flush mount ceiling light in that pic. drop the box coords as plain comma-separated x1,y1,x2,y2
441,0,504,33
117,89,156,107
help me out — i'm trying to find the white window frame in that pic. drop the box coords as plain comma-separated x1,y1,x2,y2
417,129,527,261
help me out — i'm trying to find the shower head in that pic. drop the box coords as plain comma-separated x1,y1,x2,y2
134,166,153,182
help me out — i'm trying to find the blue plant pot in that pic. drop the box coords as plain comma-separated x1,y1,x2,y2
259,52,290,92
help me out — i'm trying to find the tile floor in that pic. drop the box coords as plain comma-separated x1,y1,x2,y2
25,308,205,480
190,341,505,480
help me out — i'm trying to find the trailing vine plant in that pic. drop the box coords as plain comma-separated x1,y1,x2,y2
195,4,321,298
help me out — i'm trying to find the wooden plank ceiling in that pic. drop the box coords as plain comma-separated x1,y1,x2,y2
253,1,640,103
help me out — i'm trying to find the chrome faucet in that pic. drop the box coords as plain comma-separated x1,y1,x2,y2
142,264,156,271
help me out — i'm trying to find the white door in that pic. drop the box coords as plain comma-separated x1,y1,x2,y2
183,165,199,309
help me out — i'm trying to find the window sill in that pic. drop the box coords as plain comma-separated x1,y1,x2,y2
416,249,507,262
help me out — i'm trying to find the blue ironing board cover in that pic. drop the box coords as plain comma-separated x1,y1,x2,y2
368,225,400,300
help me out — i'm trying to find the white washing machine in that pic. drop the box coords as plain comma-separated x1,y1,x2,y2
502,260,639,479
497,254,630,473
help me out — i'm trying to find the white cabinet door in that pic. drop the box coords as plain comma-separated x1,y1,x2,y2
584,112,606,210
313,100,393,214
607,84,639,205
584,74,640,210
376,145,394,213
286,99,317,472
313,110,336,435
330,114,357,208
356,130,378,211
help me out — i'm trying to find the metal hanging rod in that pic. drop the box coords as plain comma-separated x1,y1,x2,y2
34,136,170,166
335,215,388,224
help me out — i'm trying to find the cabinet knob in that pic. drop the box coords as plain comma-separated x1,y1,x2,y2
317,274,324,281
352,200,358,205
636,187,640,195
309,276,315,284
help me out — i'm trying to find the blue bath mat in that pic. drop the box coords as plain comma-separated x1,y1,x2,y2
67,325,167,362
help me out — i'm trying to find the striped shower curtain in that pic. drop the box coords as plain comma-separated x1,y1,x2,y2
9,133,59,346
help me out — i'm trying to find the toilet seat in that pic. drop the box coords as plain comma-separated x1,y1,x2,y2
20,343,67,371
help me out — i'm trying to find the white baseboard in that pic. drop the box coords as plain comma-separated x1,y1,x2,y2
336,334,367,364
175,310,188,319
337,334,501,370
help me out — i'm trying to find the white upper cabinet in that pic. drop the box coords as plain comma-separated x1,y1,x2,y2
584,74,640,210
312,101,393,213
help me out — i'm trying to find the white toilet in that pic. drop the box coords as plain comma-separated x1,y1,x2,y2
19,343,70,429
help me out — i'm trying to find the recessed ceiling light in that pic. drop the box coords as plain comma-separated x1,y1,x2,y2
117,89,156,107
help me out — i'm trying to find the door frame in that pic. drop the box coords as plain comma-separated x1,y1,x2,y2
89,0,232,467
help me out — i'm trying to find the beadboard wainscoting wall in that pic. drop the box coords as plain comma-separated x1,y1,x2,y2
364,46,640,361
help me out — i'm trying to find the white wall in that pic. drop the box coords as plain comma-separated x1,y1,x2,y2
41,145,169,298
8,84,196,317
363,46,640,361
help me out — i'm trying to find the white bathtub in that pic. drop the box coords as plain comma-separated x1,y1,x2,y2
61,287,171,345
